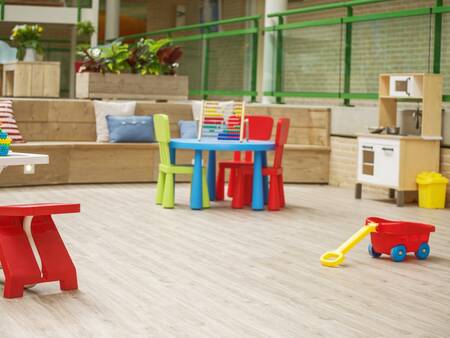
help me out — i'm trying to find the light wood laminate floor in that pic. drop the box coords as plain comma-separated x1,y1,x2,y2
0,184,449,337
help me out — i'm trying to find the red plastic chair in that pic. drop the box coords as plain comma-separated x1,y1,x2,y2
232,118,290,211
216,115,274,201
0,203,79,298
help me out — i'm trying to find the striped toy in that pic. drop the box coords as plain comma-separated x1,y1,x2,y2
0,129,12,156
198,101,246,141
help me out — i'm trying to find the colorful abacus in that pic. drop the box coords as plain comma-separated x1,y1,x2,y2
198,101,245,141
0,129,11,156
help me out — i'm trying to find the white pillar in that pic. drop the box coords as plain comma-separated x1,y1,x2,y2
90,0,100,46
105,0,120,41
69,25,77,98
262,0,287,104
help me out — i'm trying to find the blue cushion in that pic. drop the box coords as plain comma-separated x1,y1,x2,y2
106,115,155,143
178,120,198,139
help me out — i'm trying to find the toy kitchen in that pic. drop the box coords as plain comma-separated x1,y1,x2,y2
355,73,443,206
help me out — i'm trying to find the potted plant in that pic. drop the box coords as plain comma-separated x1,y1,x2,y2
76,38,188,100
75,21,95,73
10,24,44,61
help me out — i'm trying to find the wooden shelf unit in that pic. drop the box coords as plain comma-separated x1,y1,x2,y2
378,73,443,138
356,73,443,206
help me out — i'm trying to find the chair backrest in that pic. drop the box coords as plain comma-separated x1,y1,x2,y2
273,118,290,168
246,115,274,140
236,115,274,162
153,114,171,165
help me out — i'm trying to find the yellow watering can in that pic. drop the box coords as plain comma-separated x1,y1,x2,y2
320,223,378,267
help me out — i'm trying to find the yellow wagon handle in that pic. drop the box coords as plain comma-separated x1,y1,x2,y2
320,223,378,267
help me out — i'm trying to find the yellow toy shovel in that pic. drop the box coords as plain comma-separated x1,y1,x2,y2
320,222,378,267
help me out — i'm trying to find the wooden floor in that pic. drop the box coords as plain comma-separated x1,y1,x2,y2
0,184,449,337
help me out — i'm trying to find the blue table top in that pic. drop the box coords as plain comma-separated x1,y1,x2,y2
170,138,276,151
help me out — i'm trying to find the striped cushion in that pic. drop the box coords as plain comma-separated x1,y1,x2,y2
0,100,25,143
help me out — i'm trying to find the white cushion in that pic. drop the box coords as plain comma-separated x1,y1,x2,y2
93,100,136,142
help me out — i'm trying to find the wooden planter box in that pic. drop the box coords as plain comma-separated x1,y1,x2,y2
2,61,60,98
76,72,189,100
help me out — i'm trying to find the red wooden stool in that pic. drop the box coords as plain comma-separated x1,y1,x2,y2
0,203,80,298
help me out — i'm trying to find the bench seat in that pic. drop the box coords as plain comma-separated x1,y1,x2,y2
0,142,330,187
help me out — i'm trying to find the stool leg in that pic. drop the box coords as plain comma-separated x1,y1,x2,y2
156,170,166,205
4,279,24,299
268,175,281,211
216,165,225,201
389,188,395,199
355,183,362,199
163,173,175,208
60,274,78,291
397,191,405,207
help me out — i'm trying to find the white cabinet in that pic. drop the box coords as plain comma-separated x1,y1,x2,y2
356,135,440,207
357,137,400,188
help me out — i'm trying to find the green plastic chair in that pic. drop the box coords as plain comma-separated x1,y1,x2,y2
154,114,210,209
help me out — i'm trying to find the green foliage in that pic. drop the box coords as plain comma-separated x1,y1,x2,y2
78,38,183,76
76,21,95,38
76,21,95,54
101,42,130,74
132,38,171,75
10,24,44,61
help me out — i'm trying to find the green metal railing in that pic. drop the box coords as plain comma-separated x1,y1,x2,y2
265,0,450,104
0,0,4,21
108,15,261,102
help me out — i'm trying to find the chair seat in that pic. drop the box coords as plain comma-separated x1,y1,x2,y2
159,163,208,175
219,160,252,169
159,163,193,174
239,164,283,176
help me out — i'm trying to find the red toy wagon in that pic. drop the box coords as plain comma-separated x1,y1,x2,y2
366,217,435,262
321,217,436,267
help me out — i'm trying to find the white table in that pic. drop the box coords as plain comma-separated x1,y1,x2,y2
0,152,49,278
0,152,49,174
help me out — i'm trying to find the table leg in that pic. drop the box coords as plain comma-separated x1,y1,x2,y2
191,150,203,210
262,151,269,205
170,148,176,165
252,151,264,211
207,150,216,201
170,148,176,190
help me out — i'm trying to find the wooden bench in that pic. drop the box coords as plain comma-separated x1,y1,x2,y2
0,99,331,187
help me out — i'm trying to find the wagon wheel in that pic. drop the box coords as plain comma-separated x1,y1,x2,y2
390,245,407,262
368,244,382,258
415,243,430,260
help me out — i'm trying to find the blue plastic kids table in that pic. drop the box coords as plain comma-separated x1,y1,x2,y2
169,139,276,210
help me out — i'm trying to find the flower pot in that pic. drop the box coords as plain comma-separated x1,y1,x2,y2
23,48,37,62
